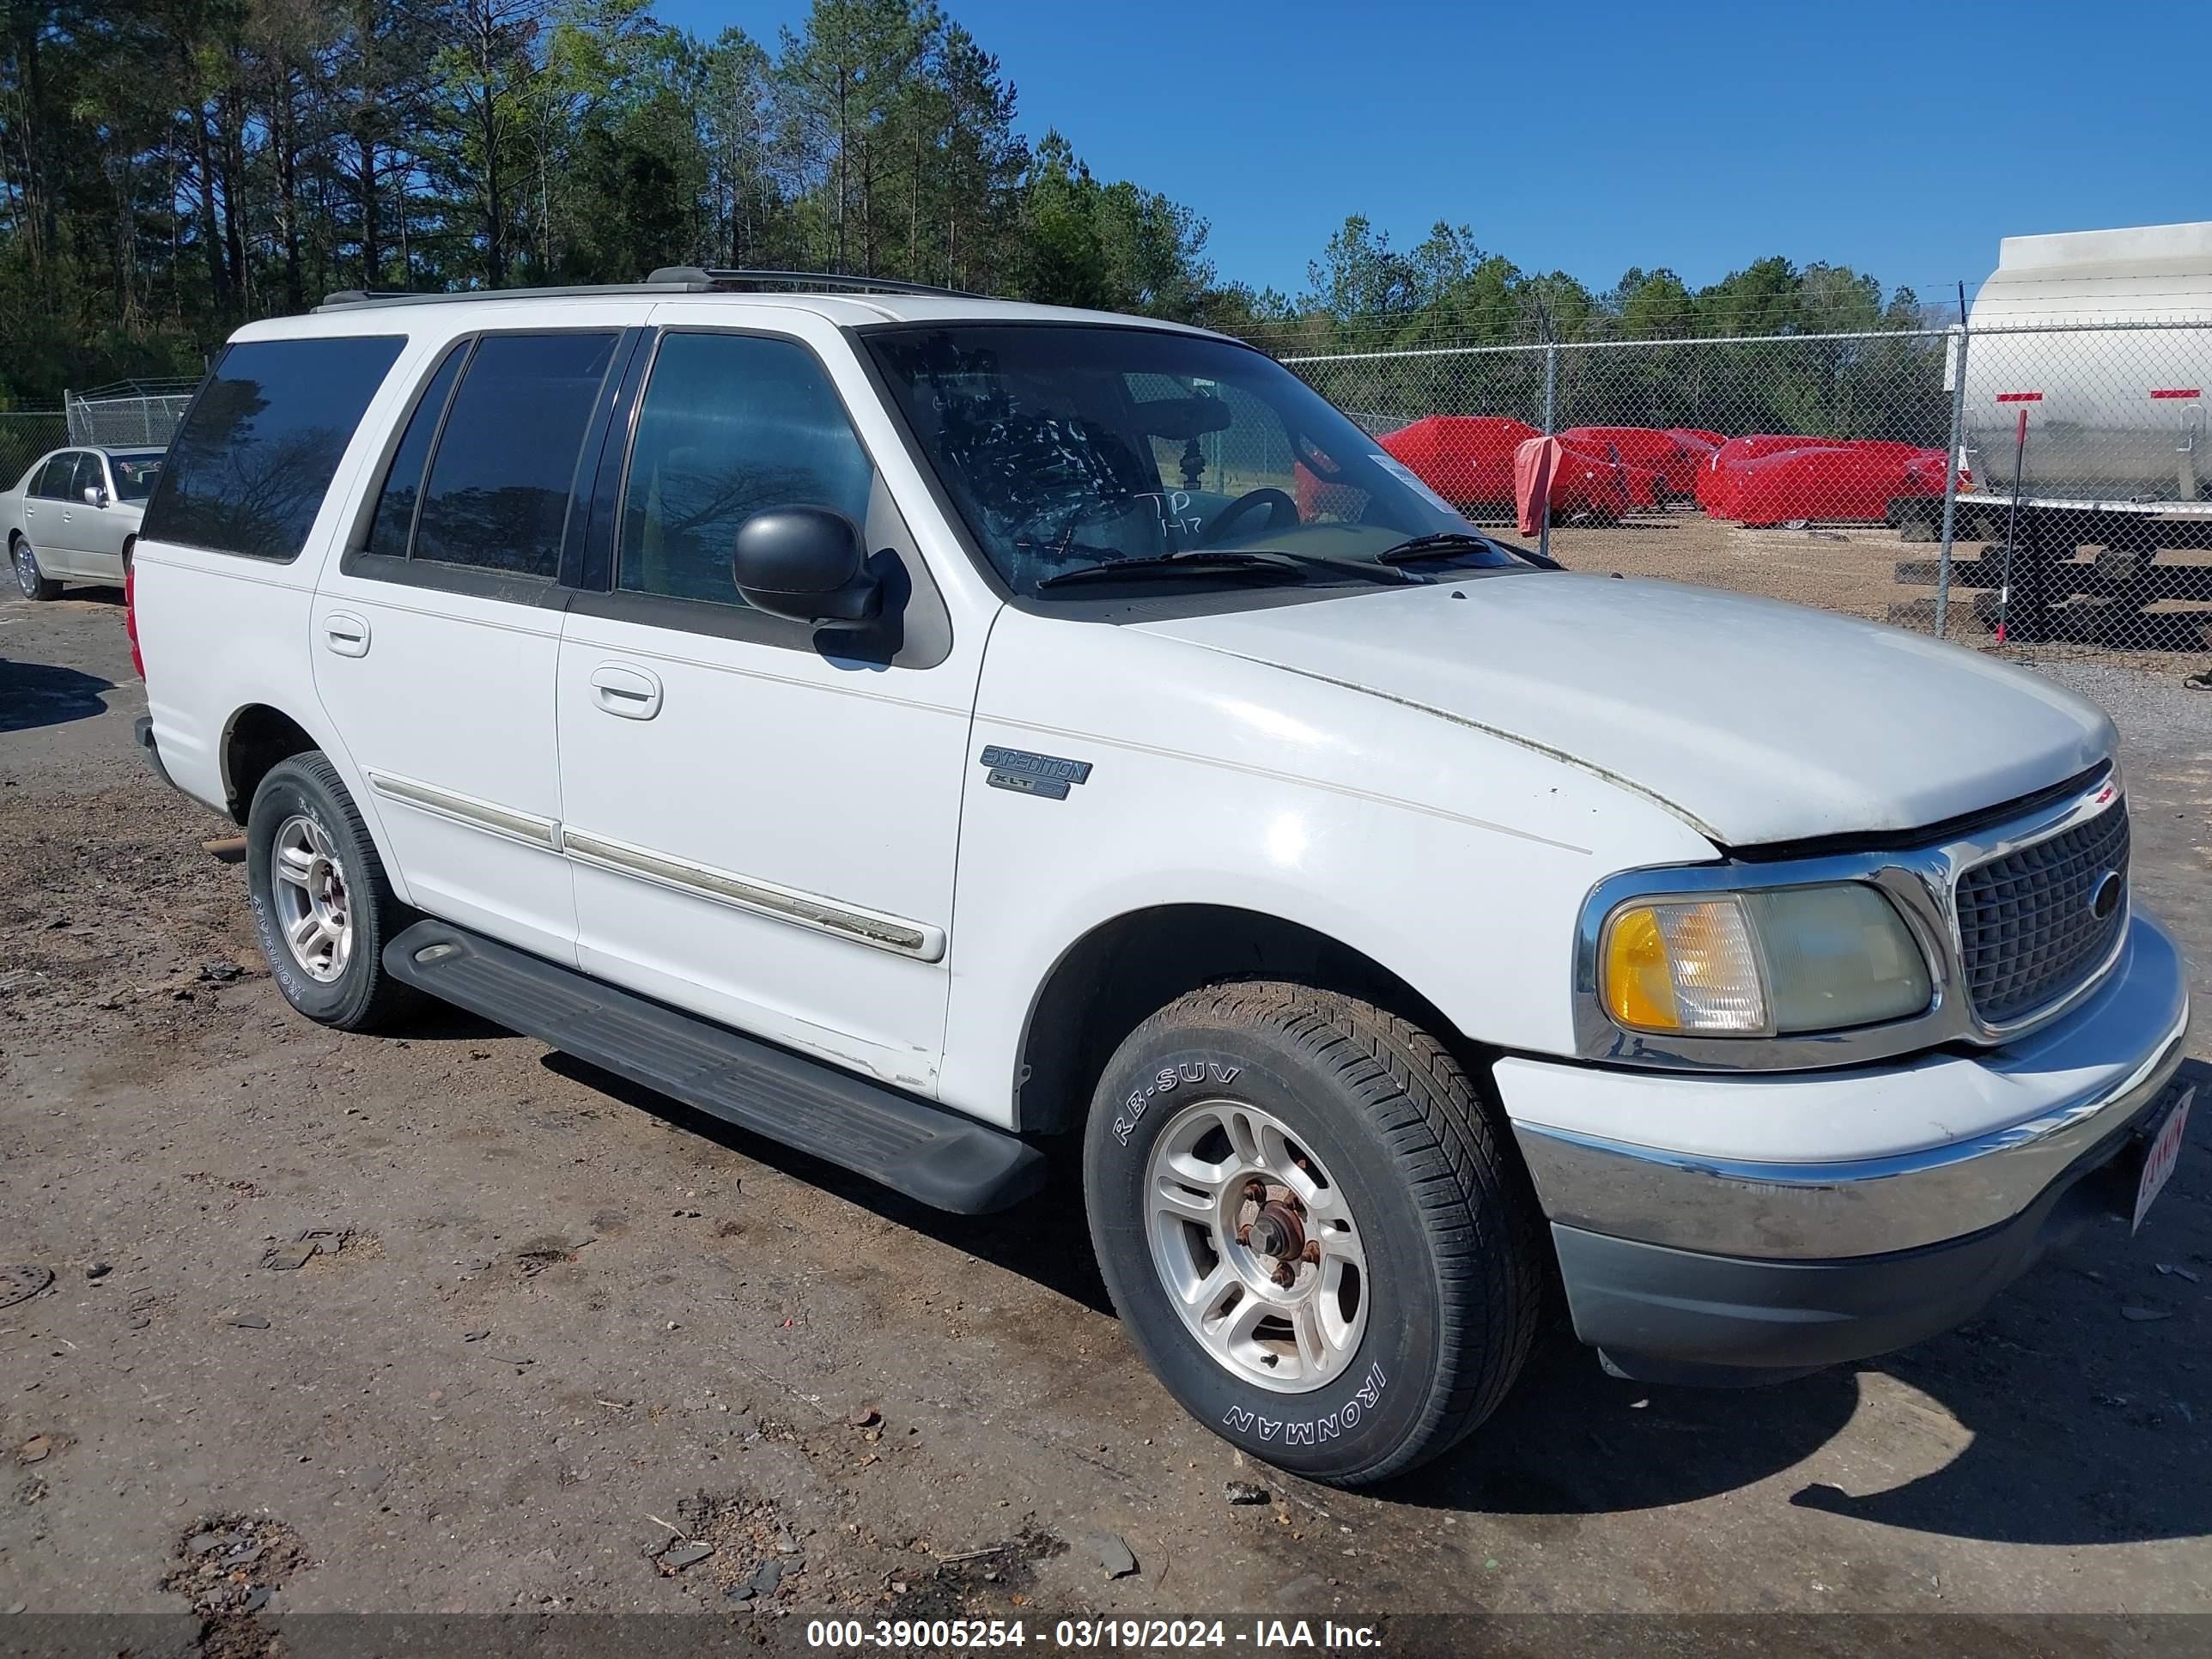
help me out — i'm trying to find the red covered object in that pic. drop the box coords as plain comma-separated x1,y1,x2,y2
1381,415,1633,523
1729,443,1954,526
1670,427,1726,450
1559,426,1709,501
1695,434,1836,517
1378,416,1541,512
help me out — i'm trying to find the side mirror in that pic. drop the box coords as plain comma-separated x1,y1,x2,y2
732,507,880,628
83,485,108,509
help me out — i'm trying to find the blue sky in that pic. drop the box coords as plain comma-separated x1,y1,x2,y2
653,0,2208,307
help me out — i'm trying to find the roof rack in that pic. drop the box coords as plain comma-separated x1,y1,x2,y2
646,267,977,299
317,268,979,312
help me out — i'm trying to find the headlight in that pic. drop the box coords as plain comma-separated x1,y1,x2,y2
1599,883,1931,1036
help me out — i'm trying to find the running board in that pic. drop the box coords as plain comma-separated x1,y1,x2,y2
382,920,1047,1214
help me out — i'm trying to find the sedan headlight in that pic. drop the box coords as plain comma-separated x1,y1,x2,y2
1600,883,1931,1037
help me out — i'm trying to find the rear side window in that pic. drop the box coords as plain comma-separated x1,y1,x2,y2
33,454,76,498
143,335,404,560
410,332,618,579
362,342,469,562
619,331,874,607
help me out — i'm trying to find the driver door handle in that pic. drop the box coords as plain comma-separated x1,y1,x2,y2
590,663,663,720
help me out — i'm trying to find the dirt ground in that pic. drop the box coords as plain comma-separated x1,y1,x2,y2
1534,510,2212,678
2,585,2209,1650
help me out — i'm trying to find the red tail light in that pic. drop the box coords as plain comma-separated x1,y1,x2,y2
125,561,145,678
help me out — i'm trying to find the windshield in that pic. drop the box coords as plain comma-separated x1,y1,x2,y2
863,325,1523,597
107,451,165,503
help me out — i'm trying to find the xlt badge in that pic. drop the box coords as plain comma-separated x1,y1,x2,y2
980,745,1092,801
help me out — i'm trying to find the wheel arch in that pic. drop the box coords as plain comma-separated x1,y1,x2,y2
221,702,332,823
1012,902,1486,1137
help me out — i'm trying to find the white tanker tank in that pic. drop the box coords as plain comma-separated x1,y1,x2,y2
1962,222,2211,510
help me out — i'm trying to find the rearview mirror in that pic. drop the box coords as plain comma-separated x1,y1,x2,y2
732,507,880,628
1133,397,1232,441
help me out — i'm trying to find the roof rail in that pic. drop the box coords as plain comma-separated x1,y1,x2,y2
314,278,709,313
647,267,978,299
313,268,981,313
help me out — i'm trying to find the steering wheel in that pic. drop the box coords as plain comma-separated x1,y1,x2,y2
1196,487,1299,548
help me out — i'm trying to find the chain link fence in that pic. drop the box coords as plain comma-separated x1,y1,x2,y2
63,380,197,448
0,410,68,487
1283,320,2212,668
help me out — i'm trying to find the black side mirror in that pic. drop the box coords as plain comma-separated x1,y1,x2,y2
732,507,880,627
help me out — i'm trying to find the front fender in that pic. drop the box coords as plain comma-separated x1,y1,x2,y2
935,608,1717,1127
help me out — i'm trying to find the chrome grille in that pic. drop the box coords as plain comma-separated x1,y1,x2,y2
1955,800,2130,1025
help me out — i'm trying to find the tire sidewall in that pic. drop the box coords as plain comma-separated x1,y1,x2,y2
14,538,42,597
246,764,378,1027
1085,1019,1446,1480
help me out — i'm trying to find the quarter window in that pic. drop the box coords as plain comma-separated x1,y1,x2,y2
143,336,405,560
411,332,619,579
619,332,874,607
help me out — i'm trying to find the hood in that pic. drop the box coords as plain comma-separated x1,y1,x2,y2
1133,574,2115,847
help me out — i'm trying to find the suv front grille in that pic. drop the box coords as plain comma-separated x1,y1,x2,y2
1955,800,2130,1026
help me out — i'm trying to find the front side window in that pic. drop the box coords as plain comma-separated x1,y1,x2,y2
411,331,618,578
619,331,874,608
70,453,104,501
106,451,164,503
143,335,405,560
863,325,1523,599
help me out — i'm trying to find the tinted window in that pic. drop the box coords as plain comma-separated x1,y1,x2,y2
70,453,104,500
143,336,405,560
413,332,617,578
362,342,469,562
620,332,874,606
33,454,76,498
107,452,164,503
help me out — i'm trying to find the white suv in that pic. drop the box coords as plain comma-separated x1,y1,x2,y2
130,271,2192,1486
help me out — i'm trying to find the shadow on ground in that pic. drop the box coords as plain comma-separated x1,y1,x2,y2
0,657,112,733
538,1039,2210,1552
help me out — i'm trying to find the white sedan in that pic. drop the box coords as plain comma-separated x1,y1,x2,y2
4,444,165,599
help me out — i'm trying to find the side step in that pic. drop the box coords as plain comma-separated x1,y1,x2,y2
383,920,1047,1214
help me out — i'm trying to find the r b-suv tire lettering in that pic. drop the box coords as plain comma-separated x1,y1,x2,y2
246,752,419,1033
1084,981,1543,1487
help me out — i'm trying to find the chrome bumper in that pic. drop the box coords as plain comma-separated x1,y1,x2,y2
1509,915,2192,1261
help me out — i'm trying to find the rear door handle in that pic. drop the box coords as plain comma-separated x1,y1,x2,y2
324,613,372,657
589,663,663,720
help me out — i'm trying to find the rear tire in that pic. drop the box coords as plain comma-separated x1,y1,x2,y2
1084,982,1542,1487
246,752,419,1031
11,535,59,600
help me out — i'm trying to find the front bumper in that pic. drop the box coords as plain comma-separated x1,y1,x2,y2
1499,914,2192,1380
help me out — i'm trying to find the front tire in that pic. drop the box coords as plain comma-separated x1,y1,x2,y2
1085,982,1542,1487
246,753,418,1031
12,536,59,600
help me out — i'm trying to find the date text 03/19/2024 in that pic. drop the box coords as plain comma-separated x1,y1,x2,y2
804,1618,1385,1649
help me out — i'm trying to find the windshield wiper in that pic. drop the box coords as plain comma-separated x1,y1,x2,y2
1035,549,1418,592
1374,532,1499,564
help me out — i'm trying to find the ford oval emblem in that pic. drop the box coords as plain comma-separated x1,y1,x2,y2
2089,870,2124,922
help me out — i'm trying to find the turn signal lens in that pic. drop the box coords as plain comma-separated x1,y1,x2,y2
1601,898,1767,1035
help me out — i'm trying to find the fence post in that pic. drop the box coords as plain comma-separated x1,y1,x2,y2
1538,338,1558,565
1933,323,1971,640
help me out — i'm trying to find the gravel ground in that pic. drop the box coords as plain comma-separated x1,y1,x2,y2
1,587,2206,1651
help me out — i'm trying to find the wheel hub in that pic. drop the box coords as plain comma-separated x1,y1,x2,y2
1144,1097,1369,1395
269,814,354,983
